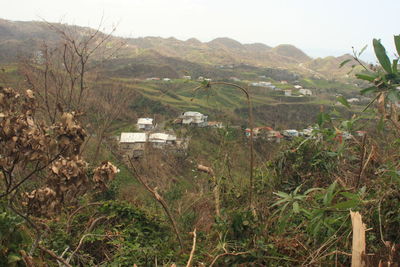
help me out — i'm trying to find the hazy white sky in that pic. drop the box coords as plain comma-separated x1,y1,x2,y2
1,0,399,60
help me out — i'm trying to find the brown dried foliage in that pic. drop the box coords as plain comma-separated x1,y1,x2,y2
0,87,118,217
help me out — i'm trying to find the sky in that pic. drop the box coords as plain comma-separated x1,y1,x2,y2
1,0,399,61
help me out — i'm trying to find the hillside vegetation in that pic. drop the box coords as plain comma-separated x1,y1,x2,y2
0,19,399,266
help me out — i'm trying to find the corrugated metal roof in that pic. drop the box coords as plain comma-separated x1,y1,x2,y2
183,111,204,117
120,132,147,143
149,133,176,141
137,118,153,125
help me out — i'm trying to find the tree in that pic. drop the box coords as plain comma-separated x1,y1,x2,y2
0,87,118,260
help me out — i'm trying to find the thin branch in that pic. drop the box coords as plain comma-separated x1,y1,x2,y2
209,251,249,267
127,157,184,250
38,245,72,267
186,229,197,267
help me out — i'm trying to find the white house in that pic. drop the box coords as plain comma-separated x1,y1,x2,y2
183,75,192,80
347,98,360,103
207,121,223,128
119,132,148,157
149,133,177,148
299,89,312,96
294,85,303,89
284,90,292,96
180,111,208,127
137,118,154,131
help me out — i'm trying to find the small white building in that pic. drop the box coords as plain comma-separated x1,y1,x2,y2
207,121,223,128
284,90,292,96
119,132,148,157
163,78,171,81
294,85,303,89
282,129,299,139
347,98,360,103
137,118,154,131
183,75,192,80
180,111,208,127
299,89,312,96
149,133,177,148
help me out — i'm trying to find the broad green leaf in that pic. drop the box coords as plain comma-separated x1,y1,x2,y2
395,35,400,56
332,199,360,210
393,59,399,74
8,254,21,263
304,187,323,195
373,39,393,74
293,184,303,195
339,59,352,68
273,191,290,199
359,44,368,57
355,73,376,82
360,86,376,95
293,202,300,213
337,96,350,108
271,198,290,207
317,112,331,127
341,192,359,200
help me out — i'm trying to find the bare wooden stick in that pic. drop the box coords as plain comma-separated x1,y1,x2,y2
209,251,249,267
186,229,197,267
128,157,184,250
197,164,220,217
38,245,72,267
20,250,35,267
350,211,366,267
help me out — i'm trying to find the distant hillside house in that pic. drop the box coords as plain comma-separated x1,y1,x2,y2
183,75,191,80
245,126,282,143
294,85,303,89
119,132,147,157
119,132,186,157
180,111,208,127
284,90,292,96
347,98,360,103
137,118,154,131
299,89,312,96
149,133,177,148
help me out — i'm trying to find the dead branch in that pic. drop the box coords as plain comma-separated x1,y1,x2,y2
20,250,35,267
209,251,249,267
38,245,72,267
128,157,184,250
186,229,197,267
350,211,366,267
355,135,367,188
66,202,102,233
67,234,113,264
197,164,220,217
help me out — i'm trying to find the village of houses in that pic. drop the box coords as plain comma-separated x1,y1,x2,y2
118,75,368,158
119,109,367,159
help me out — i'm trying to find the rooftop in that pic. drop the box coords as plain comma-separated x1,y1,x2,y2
120,132,147,143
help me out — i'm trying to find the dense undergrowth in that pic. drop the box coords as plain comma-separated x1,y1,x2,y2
1,31,400,266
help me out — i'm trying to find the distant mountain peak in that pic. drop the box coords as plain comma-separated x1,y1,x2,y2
272,44,311,62
208,37,244,49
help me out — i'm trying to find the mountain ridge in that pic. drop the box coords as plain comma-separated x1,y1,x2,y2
0,18,360,80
